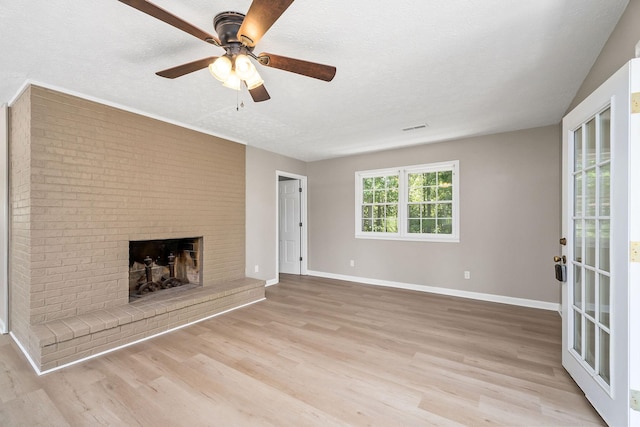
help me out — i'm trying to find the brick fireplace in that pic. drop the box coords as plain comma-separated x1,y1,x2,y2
9,85,264,372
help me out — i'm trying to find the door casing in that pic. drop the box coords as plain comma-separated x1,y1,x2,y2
276,171,308,277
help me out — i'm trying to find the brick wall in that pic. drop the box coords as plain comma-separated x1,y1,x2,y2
9,86,32,344
10,85,247,359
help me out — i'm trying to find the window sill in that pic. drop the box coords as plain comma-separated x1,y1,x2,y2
355,233,460,243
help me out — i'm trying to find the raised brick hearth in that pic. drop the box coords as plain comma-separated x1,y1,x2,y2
30,278,263,372
9,85,262,372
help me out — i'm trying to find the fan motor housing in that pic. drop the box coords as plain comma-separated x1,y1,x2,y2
213,11,247,47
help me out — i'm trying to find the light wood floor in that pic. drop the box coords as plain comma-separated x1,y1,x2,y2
0,275,604,426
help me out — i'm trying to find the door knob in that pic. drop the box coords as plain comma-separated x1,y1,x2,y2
554,255,567,264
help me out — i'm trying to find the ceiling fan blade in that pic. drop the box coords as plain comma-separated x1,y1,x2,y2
156,57,218,79
246,83,271,102
237,0,294,47
117,0,221,45
258,53,336,82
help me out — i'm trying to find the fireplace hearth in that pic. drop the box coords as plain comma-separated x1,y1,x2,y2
129,237,202,301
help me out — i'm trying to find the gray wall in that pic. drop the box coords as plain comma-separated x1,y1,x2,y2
569,0,640,110
245,146,306,283
307,125,561,303
245,1,640,303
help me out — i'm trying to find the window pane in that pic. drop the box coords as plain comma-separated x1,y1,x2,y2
363,177,373,190
438,186,453,201
599,274,610,328
386,204,398,218
574,173,583,216
408,219,421,233
585,220,596,267
423,204,436,219
359,173,399,234
599,329,610,385
585,269,595,318
438,219,452,234
362,206,372,219
573,265,582,308
437,203,452,218
422,219,436,234
599,163,610,216
574,127,583,172
599,220,610,272
573,311,582,355
387,218,398,232
438,170,452,185
425,172,437,185
425,187,437,202
408,187,423,202
585,319,596,368
599,108,611,162
574,220,583,262
408,204,420,218
585,168,596,217
586,118,596,167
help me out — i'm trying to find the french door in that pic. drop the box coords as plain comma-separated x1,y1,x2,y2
561,59,640,426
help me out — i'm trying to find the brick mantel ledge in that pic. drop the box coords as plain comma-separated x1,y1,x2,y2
27,277,265,372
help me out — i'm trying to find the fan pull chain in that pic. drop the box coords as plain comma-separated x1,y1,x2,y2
236,90,245,111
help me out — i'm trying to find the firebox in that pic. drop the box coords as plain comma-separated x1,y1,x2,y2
129,237,202,301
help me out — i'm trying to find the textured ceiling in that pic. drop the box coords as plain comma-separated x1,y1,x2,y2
0,0,629,161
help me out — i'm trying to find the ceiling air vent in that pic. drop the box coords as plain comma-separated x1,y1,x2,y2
402,124,428,132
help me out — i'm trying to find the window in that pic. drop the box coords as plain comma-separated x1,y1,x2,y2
355,161,459,242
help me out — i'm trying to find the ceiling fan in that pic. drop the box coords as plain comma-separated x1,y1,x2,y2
117,0,337,102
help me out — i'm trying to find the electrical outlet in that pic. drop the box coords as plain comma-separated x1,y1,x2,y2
464,271,470,280
254,265,259,273
349,260,355,267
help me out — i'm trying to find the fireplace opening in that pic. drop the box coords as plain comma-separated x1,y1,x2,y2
129,237,202,301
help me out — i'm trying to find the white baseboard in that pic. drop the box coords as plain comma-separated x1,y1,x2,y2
265,278,279,287
10,332,41,374
307,270,560,312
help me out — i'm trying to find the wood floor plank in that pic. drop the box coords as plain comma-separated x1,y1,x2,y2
0,274,605,426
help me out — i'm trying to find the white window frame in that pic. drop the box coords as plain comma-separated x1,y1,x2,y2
355,160,459,242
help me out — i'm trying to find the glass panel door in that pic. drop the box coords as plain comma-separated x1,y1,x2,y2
571,107,611,389
562,58,635,427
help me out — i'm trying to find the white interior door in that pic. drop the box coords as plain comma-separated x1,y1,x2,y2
561,60,636,426
279,179,301,274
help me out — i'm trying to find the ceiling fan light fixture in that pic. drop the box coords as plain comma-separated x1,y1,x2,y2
120,1,336,102
209,55,232,82
222,70,242,91
245,69,264,90
234,54,257,80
